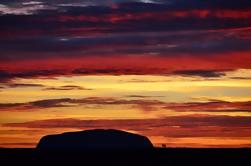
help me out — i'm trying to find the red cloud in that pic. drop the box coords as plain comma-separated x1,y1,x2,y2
1,52,251,80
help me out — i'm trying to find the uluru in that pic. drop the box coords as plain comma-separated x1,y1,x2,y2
36,129,154,150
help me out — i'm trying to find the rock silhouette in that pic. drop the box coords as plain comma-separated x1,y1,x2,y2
36,129,154,150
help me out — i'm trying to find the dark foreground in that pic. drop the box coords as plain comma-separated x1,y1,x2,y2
0,148,250,166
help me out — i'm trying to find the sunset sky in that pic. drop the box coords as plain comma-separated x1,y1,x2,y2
1,0,251,148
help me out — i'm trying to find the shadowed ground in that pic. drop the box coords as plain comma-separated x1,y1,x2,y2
1,148,251,166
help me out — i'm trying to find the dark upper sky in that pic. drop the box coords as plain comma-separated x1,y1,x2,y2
0,0,251,78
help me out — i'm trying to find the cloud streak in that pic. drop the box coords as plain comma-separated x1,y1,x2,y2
43,85,92,91
0,97,250,113
0,97,164,111
173,70,227,78
4,115,251,138
164,100,251,113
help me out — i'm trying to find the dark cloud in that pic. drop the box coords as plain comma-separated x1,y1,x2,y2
1,0,251,15
72,68,148,75
0,70,64,82
0,98,72,110
0,97,164,111
164,100,251,113
173,70,227,78
0,70,11,82
200,109,251,113
1,96,250,114
44,85,92,91
0,67,237,83
7,83,44,88
1,11,250,39
125,95,164,98
0,82,44,91
0,103,23,110
1,1,251,38
165,0,251,10
230,77,251,80
30,98,72,108
1,16,251,63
